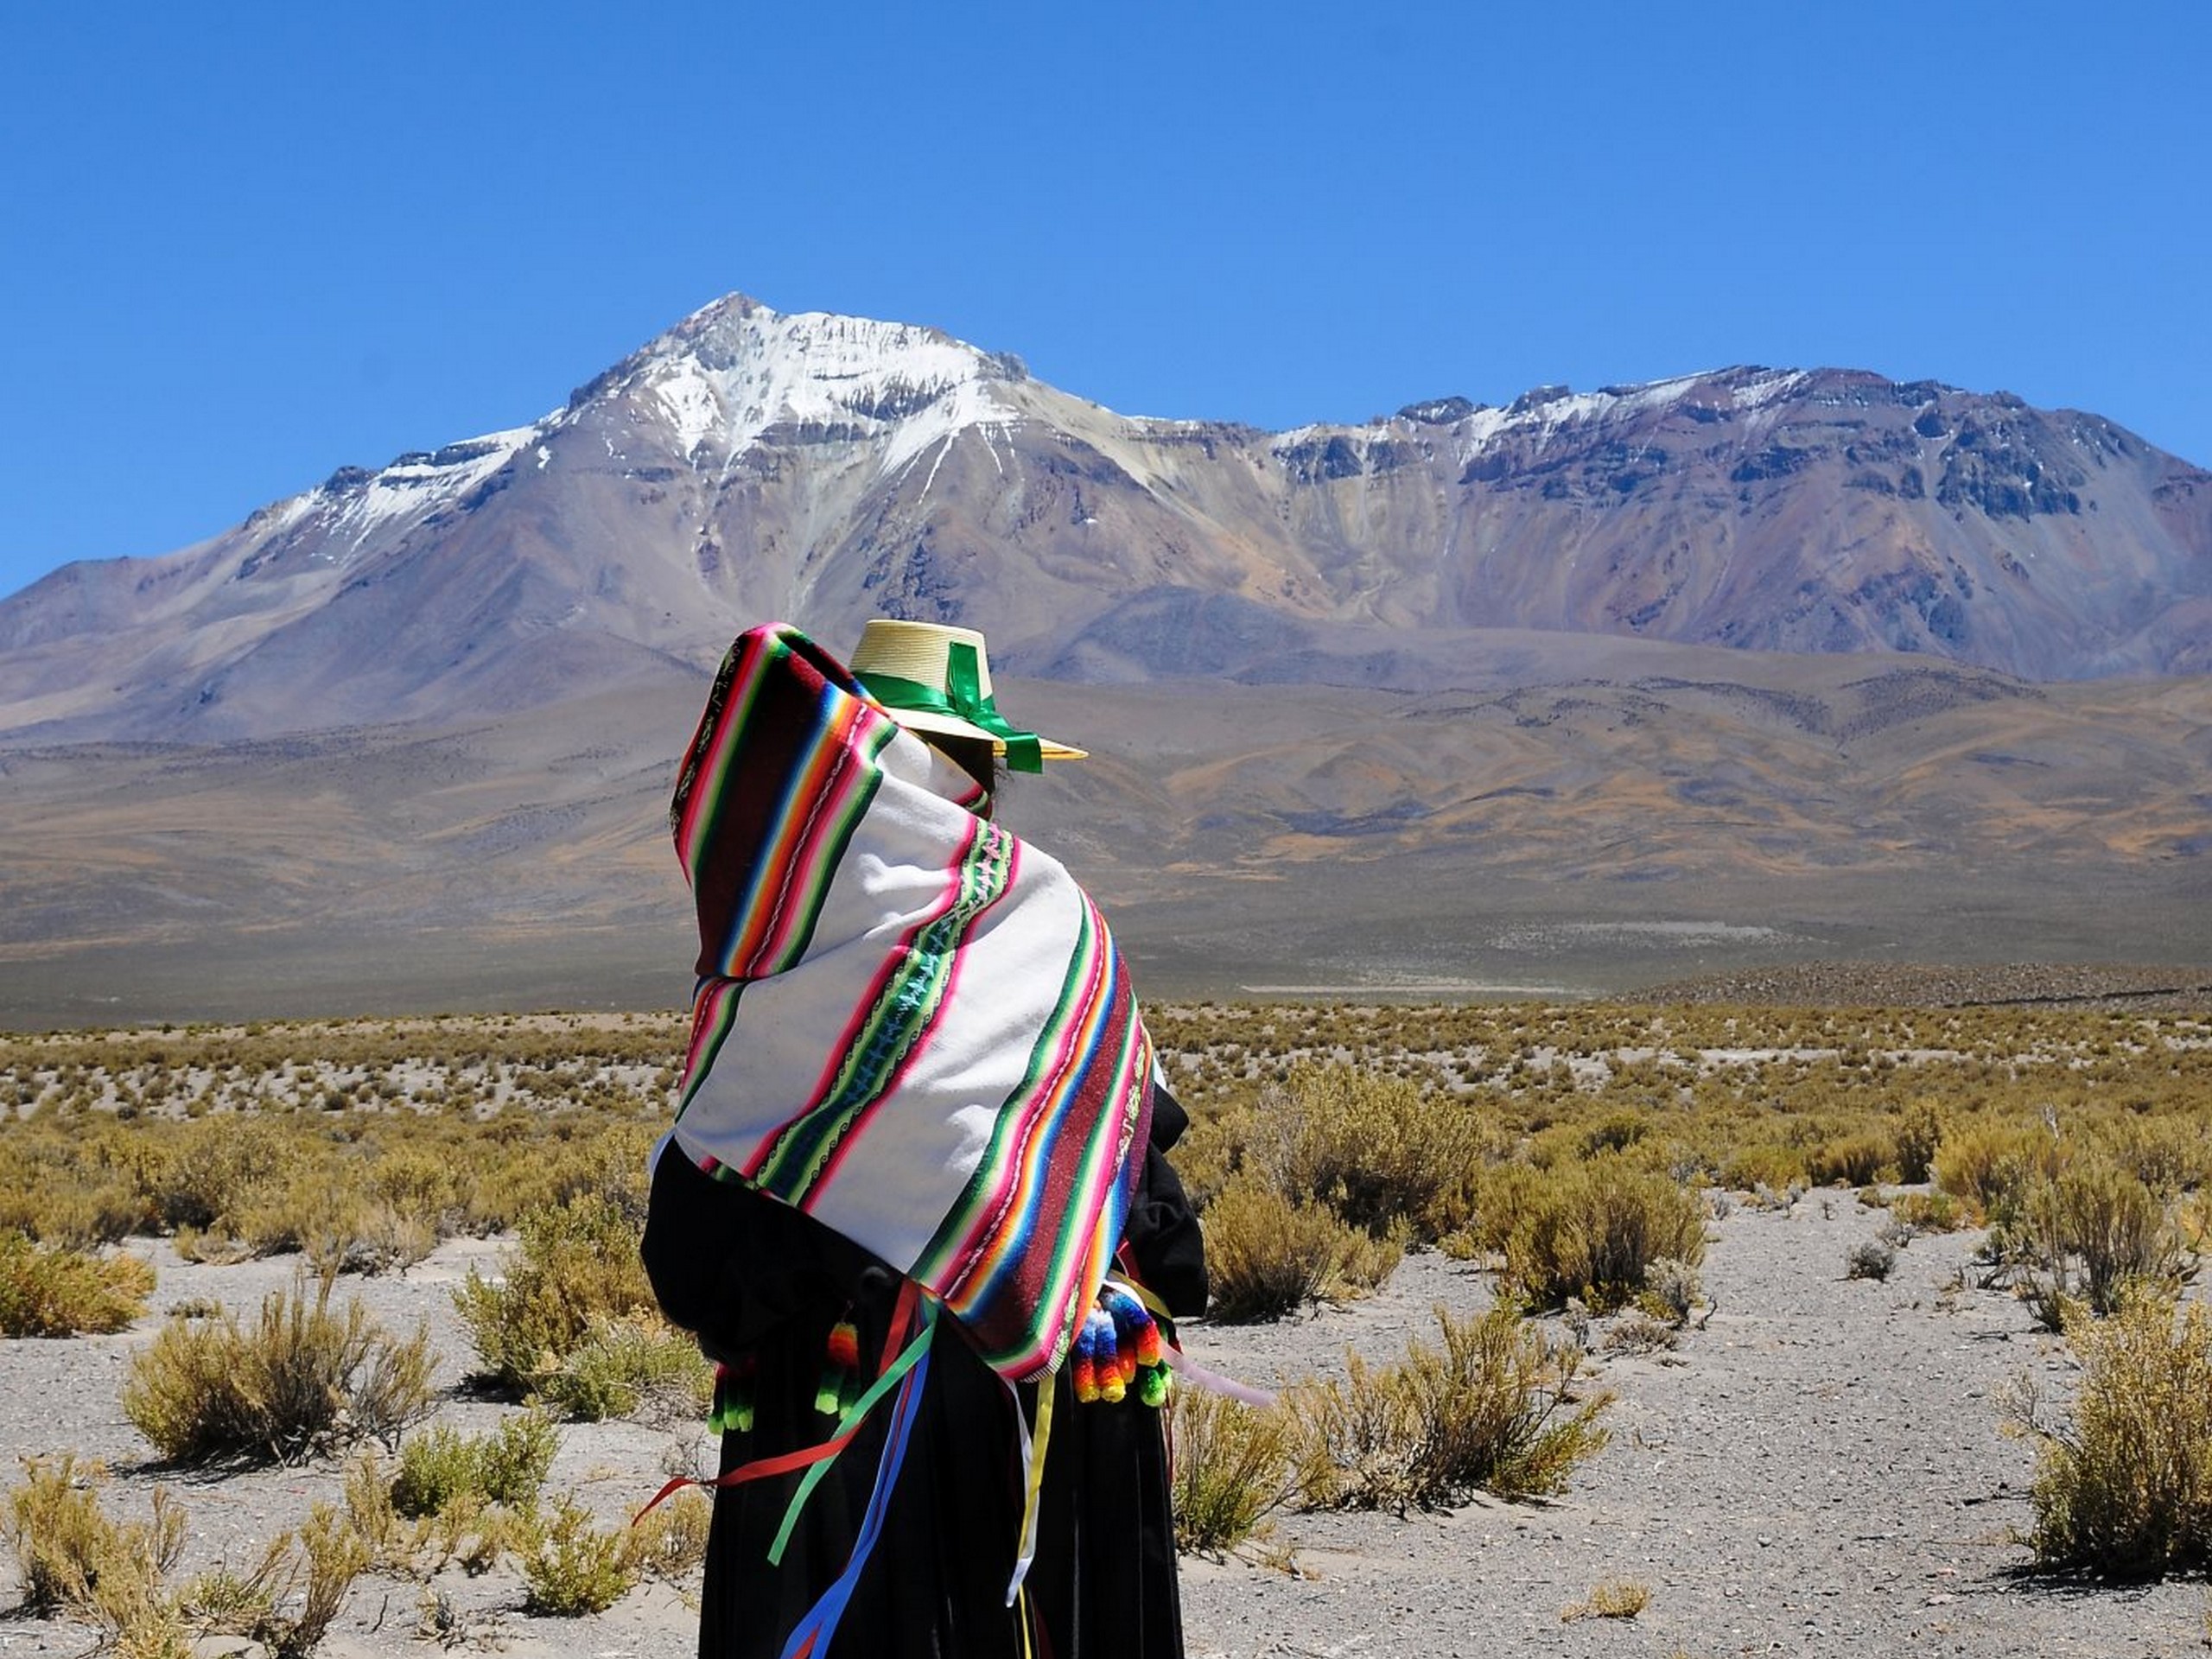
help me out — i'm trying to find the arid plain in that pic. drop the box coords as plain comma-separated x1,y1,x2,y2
7,995,2212,1658
5,631,2212,1029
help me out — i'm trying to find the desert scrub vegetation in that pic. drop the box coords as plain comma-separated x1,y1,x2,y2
1167,1387,1297,1554
391,1411,559,1517
123,1269,435,1464
4,1454,184,1618
0,1013,683,1261
1562,1577,1652,1621
2011,1293,2212,1578
454,1179,710,1421
1287,1303,1612,1512
1474,1154,1707,1312
1254,1065,1498,1241
1163,1300,1613,1543
3,1455,365,1659
1198,1179,1401,1324
6,1001,2207,1277
0,1444,699,1649
0,1231,155,1336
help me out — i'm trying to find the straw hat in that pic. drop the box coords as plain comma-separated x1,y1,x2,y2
848,620,1086,773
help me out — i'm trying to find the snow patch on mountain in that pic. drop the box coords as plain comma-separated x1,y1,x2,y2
309,427,539,556
632,299,1021,480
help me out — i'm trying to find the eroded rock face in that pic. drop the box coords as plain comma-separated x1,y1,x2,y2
3,299,2208,744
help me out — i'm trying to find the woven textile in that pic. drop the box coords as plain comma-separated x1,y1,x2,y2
665,624,1155,1382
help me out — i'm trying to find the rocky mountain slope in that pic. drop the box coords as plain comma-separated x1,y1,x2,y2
3,296,2208,1020
3,295,2207,745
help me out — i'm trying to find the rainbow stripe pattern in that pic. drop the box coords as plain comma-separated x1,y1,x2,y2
665,625,1154,1382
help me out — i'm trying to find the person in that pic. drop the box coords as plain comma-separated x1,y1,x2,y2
641,618,1207,1659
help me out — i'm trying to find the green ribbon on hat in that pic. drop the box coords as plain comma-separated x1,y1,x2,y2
857,642,1045,773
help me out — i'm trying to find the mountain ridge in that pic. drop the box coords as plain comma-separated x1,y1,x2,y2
3,293,2207,747
4,293,2209,1019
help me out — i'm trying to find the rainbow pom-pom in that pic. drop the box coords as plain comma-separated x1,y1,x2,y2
816,1317,861,1415
1071,1308,1106,1402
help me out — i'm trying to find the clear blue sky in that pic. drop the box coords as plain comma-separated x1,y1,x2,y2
3,1,2205,601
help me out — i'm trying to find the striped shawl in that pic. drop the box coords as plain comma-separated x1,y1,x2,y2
664,624,1155,1382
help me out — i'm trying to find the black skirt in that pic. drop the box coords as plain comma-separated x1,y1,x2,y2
642,1097,1206,1659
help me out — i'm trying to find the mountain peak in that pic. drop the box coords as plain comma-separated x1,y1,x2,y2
564,294,1027,473
4,295,2208,746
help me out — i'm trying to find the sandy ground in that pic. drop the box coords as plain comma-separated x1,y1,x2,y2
3,1196,2204,1659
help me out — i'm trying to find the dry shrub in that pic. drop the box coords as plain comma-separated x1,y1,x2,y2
202,1502,372,1659
1641,1255,1702,1325
146,1116,295,1233
1167,1387,1296,1554
1287,1304,1611,1512
538,1315,714,1424
1600,1311,1678,1355
339,1451,438,1575
1845,1237,1897,1281
626,1490,713,1582
1805,1128,1895,1188
1931,1117,2066,1223
122,1269,435,1464
453,1193,669,1400
228,1181,433,1276
1491,1154,1706,1312
2089,1115,2203,1194
1199,1180,1401,1324
3,1455,186,1618
486,1122,658,1231
2001,1157,2186,1326
0,1128,155,1246
518,1496,639,1615
392,1411,558,1517
1267,1065,1496,1242
1562,1577,1651,1620
3,1455,367,1659
2014,1294,2212,1576
1893,1099,1945,1184
0,1232,155,1336
1888,1190,1969,1233
1715,1142,1809,1196
367,1144,471,1234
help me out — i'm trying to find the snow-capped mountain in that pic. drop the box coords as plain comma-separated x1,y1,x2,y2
3,292,2208,742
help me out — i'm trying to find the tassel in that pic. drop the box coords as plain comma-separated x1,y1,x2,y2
816,1317,861,1416
711,1354,757,1434
1101,1281,1171,1409
1071,1309,1104,1403
1096,1308,1125,1403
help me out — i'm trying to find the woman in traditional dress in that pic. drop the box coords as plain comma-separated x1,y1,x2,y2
642,619,1207,1659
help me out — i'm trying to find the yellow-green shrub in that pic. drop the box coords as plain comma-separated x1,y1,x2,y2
1266,1065,1496,1242
3,1455,184,1617
2017,1294,2212,1576
1167,1387,1295,1554
1287,1303,1611,1512
1199,1180,1400,1324
391,1411,559,1517
1491,1154,1706,1311
453,1193,672,1404
122,1271,435,1464
1932,1118,2066,1223
2003,1157,2185,1324
0,1233,154,1336
1805,1128,1895,1188
518,1497,639,1615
